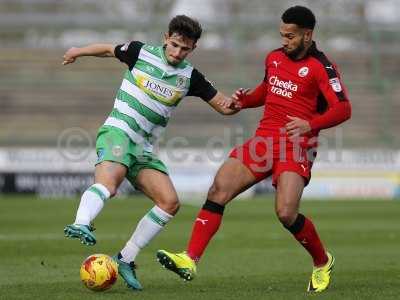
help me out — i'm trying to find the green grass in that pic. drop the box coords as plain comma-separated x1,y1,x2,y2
0,195,399,300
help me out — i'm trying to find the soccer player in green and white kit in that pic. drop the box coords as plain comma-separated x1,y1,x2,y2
62,15,238,290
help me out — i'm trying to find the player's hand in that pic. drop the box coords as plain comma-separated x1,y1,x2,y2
62,47,80,65
232,88,251,109
216,96,241,111
221,88,250,111
285,116,311,138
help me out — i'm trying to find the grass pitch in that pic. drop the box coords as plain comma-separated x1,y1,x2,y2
0,195,399,300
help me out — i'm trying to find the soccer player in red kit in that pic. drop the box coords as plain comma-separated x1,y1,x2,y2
156,6,351,293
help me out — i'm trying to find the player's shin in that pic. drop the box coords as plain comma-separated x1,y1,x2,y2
186,200,225,262
74,183,111,225
284,213,328,266
119,205,173,263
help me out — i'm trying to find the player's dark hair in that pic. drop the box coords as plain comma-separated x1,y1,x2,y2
281,6,316,30
168,15,202,42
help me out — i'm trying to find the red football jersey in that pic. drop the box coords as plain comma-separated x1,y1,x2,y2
255,42,349,137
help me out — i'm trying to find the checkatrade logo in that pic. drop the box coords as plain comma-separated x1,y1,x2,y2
269,75,298,99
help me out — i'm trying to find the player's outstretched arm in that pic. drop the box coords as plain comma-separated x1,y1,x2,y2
62,44,116,65
234,82,268,109
208,92,241,115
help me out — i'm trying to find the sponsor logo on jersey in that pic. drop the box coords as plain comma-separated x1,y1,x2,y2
136,73,183,105
269,75,298,99
298,66,309,77
144,79,174,98
329,77,342,92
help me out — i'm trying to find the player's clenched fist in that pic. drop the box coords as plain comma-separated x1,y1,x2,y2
62,47,80,65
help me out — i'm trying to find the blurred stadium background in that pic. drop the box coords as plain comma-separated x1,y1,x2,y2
1,1,400,299
0,0,399,199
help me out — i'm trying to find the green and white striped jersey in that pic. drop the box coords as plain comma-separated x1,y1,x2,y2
103,41,217,152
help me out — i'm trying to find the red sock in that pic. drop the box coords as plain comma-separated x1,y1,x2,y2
286,214,328,266
187,200,224,262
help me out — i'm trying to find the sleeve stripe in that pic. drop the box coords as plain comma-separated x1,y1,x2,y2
311,51,347,101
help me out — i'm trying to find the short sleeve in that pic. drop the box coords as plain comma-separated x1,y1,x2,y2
114,41,144,69
187,68,218,102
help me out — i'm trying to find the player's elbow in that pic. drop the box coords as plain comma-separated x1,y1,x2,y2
102,44,116,57
343,101,352,121
335,101,351,123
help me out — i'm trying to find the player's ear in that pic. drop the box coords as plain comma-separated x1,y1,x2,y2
163,33,169,45
304,29,313,42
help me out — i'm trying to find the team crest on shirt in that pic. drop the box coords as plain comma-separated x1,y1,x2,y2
176,75,187,89
298,66,309,77
329,77,342,92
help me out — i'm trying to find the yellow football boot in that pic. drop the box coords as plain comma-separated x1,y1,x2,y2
307,252,335,292
156,250,197,281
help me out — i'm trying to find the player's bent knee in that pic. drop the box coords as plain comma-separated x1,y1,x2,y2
276,208,297,227
95,182,117,198
156,197,180,215
106,184,120,198
207,182,233,205
94,175,122,198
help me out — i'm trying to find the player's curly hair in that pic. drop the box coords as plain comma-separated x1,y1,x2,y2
168,15,202,42
281,6,316,30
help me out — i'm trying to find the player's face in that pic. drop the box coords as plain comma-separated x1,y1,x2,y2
164,33,196,65
280,22,312,59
